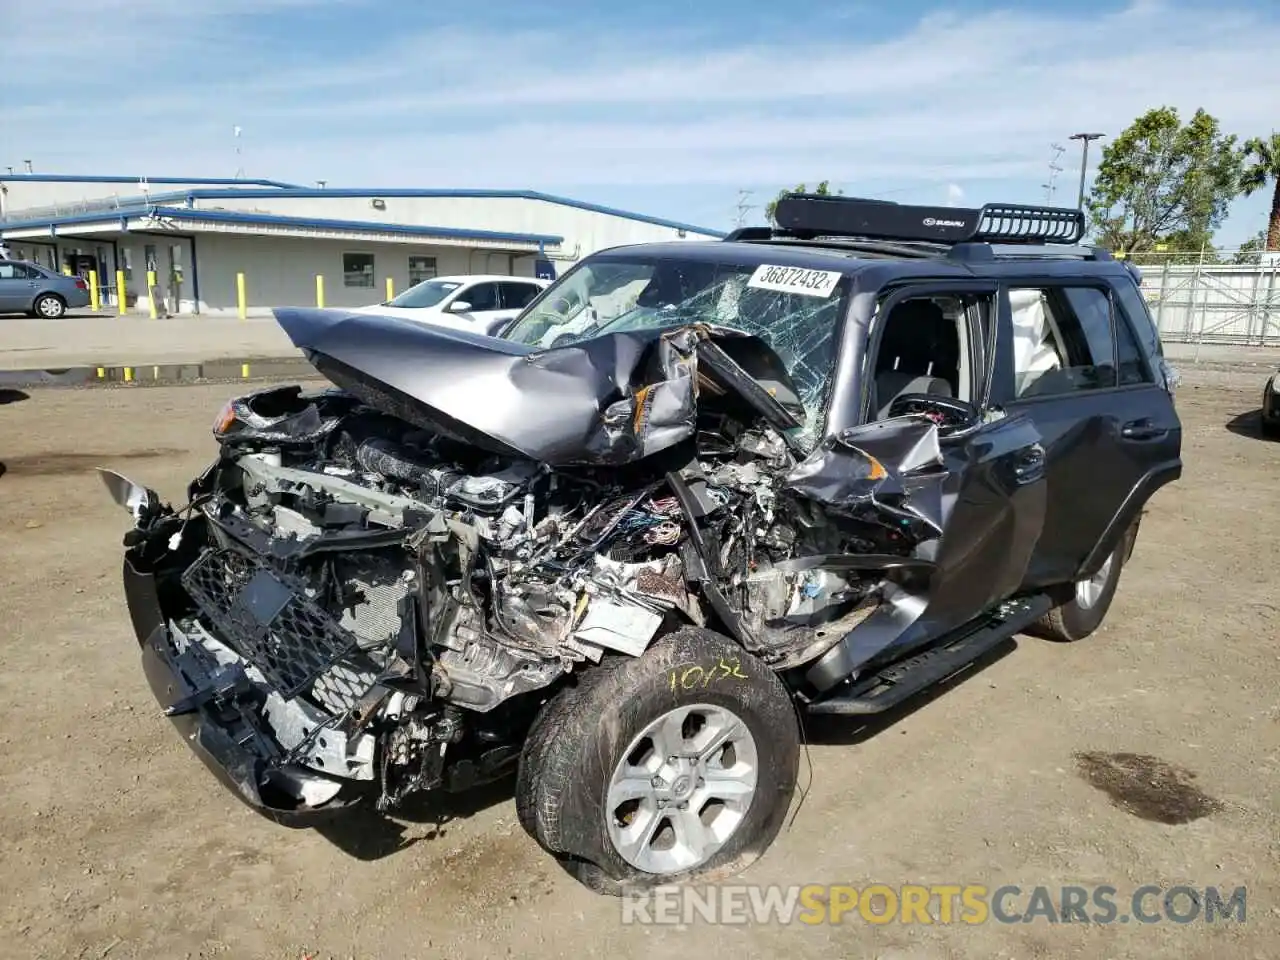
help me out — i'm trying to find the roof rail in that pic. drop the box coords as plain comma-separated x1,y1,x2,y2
947,242,1114,263
722,226,774,243
769,193,1086,246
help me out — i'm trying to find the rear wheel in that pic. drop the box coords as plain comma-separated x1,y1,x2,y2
1034,545,1124,643
515,626,800,895
33,294,66,319
1261,384,1280,438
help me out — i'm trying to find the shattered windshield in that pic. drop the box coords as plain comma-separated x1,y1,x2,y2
503,256,849,442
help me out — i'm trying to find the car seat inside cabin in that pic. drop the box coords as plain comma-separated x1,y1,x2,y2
871,297,965,420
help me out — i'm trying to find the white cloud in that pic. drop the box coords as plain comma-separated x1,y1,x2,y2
5,1,1278,241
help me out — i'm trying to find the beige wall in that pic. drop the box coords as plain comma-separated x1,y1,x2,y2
7,233,538,315
192,234,536,314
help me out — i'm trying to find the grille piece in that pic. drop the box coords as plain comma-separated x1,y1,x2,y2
181,548,360,700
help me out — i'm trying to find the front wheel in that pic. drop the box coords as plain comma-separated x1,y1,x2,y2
515,627,800,895
1034,545,1124,643
33,294,66,319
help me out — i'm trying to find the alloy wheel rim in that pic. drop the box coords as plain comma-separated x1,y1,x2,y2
605,702,758,875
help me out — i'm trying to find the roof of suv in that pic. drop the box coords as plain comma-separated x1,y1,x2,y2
594,194,1138,286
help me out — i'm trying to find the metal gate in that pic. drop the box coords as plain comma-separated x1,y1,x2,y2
1140,261,1280,345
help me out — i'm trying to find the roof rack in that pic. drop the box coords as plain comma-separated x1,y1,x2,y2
766,193,1087,246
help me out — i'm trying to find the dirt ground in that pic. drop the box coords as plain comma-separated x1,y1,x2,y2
0,373,1277,960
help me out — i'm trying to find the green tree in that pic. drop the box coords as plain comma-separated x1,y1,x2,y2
1086,107,1242,256
1126,227,1222,266
1239,133,1280,252
1230,229,1267,264
765,180,842,225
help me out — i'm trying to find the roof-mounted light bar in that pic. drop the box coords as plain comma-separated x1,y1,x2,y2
770,193,1086,246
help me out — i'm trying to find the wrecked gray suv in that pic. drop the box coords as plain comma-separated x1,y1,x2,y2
103,195,1182,894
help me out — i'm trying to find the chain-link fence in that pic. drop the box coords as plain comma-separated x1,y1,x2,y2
1124,248,1280,345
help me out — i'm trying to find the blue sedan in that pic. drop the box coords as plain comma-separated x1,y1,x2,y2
0,258,93,318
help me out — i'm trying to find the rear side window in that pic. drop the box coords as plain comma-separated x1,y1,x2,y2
0,262,36,279
1112,276,1164,360
1115,309,1152,386
1008,285,1117,398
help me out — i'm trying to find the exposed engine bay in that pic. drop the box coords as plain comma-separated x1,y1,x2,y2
133,322,950,814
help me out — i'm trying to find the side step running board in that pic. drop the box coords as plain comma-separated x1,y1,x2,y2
806,594,1053,716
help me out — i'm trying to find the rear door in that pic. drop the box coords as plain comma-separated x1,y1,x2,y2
993,278,1181,588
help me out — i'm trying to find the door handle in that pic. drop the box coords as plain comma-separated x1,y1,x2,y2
1121,419,1167,441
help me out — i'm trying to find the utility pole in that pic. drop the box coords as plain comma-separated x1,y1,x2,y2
1069,132,1104,209
733,189,755,228
1043,143,1065,203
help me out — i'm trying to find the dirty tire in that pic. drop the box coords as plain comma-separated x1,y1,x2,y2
33,294,66,319
515,627,800,895
1033,545,1124,643
1260,388,1280,439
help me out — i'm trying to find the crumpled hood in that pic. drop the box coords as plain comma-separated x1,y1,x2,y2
274,307,806,467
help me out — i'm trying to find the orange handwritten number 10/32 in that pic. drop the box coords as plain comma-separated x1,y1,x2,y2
669,658,750,692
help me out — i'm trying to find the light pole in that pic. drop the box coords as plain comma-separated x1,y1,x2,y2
1069,133,1104,210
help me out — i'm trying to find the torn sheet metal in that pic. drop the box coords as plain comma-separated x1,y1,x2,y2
273,308,806,468
783,414,952,536
572,599,664,657
214,384,355,444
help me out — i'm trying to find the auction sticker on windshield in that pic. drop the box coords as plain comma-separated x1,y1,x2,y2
747,264,842,298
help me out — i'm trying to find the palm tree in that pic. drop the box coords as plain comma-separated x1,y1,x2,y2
1240,133,1280,251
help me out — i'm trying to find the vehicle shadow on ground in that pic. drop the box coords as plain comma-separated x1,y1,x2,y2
801,638,1018,747
1225,409,1277,440
315,775,516,861
0,389,32,479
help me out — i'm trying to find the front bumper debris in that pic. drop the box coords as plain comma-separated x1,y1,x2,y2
124,553,365,825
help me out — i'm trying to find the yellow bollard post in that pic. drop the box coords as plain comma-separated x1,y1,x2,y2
385,277,395,301
123,367,134,382
236,272,247,320
146,270,158,319
88,270,100,311
63,265,72,276
315,274,326,308
116,270,127,315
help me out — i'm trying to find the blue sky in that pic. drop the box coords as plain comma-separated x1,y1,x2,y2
5,0,1278,244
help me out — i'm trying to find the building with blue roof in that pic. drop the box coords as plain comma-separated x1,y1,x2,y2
0,174,722,315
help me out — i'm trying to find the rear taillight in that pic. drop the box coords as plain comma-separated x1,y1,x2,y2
74,278,87,290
